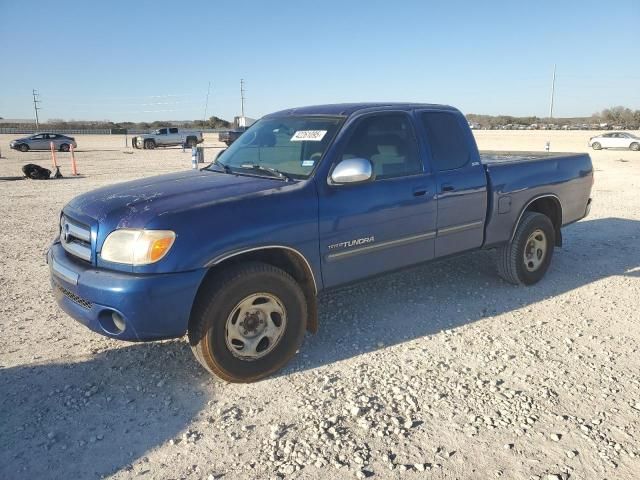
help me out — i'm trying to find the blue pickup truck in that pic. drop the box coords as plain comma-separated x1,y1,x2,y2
49,103,593,382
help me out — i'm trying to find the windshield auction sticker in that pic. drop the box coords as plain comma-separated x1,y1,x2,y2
290,130,327,142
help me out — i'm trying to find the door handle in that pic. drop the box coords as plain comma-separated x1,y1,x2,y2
413,187,428,197
441,184,455,192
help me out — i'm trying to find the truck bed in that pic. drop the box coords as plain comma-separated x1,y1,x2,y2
480,151,587,165
480,150,593,248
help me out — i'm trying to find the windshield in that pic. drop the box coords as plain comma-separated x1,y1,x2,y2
210,116,344,179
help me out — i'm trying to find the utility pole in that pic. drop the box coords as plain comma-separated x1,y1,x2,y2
549,64,556,120
32,89,41,129
240,79,246,118
203,81,211,125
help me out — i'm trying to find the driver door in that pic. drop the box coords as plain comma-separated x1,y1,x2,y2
318,112,437,288
156,128,168,145
30,134,48,150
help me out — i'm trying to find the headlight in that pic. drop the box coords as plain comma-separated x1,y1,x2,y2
101,229,175,265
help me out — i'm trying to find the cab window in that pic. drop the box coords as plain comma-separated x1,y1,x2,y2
421,112,472,171
341,113,421,180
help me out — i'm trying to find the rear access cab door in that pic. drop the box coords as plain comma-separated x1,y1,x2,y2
417,110,487,257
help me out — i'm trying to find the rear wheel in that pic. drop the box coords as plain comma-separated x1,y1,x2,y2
144,139,155,150
188,262,307,382
186,137,197,148
59,143,70,152
497,212,555,285
592,142,602,150
18,144,29,152
630,142,639,151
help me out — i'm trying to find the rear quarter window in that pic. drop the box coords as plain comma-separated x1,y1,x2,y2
421,112,471,171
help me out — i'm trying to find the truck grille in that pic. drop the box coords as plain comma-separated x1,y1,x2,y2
60,215,92,262
54,281,93,310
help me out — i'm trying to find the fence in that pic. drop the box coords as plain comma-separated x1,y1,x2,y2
0,127,227,135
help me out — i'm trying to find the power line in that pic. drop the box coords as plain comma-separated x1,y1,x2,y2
549,64,556,119
240,79,246,117
203,81,211,123
32,89,42,128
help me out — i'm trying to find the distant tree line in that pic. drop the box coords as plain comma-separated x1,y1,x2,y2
466,106,640,130
0,115,232,130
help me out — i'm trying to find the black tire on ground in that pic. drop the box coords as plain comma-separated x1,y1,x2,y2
59,143,70,152
630,142,640,151
18,144,29,152
188,261,307,383
496,211,555,286
186,137,197,148
132,137,139,149
144,139,155,150
592,142,602,150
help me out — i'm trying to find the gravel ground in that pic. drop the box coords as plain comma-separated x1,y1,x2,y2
1,131,639,480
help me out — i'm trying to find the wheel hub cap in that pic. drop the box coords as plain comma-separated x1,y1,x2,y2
225,293,287,360
523,229,547,272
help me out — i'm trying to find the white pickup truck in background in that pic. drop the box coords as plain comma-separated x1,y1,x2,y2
133,128,203,149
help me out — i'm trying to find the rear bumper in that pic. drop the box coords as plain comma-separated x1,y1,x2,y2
48,242,207,341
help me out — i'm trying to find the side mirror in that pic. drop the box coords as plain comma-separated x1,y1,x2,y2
330,158,374,184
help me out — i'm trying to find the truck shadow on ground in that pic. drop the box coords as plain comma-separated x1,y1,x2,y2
0,342,208,479
1,217,637,478
289,217,640,373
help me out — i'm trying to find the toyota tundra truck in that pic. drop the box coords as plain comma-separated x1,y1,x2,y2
48,103,593,382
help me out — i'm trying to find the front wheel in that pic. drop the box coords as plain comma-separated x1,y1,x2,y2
591,142,602,150
630,142,639,151
497,212,555,285
188,262,307,382
144,139,155,150
18,144,29,152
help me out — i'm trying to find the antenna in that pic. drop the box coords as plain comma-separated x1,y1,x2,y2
32,89,42,129
203,81,211,124
549,64,556,119
240,78,246,118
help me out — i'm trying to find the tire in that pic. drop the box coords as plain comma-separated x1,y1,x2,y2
630,142,640,151
497,211,555,286
591,142,602,150
186,137,197,148
132,137,139,149
59,143,70,152
188,261,307,382
18,144,29,152
144,139,155,150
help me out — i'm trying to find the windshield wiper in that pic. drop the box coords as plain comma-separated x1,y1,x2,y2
209,160,233,174
239,164,294,182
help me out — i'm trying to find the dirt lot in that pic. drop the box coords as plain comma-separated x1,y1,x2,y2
1,131,639,480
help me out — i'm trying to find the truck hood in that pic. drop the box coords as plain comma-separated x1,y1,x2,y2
64,170,286,228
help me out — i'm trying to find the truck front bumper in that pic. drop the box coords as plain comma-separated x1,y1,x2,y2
48,242,207,341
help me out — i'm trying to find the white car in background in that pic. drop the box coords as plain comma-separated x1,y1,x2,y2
588,132,640,151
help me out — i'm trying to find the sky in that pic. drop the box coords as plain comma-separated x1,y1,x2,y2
1,0,638,122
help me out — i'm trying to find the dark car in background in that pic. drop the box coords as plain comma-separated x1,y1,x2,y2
218,128,246,146
10,133,77,152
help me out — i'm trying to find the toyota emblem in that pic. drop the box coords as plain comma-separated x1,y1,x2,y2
61,218,70,242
